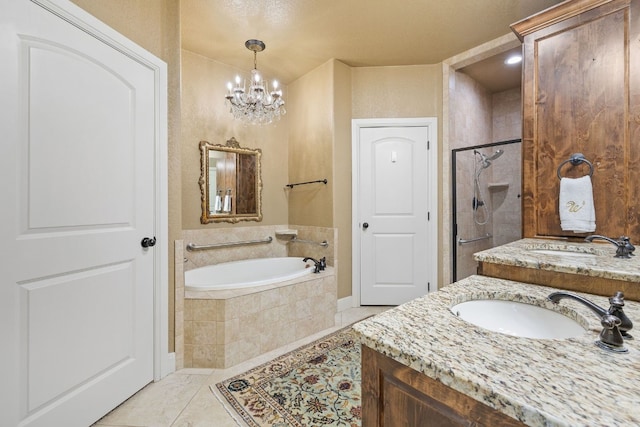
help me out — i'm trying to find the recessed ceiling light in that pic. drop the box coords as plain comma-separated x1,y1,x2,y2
505,54,522,65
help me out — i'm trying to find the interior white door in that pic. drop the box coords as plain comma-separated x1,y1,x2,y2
358,125,434,305
1,1,159,426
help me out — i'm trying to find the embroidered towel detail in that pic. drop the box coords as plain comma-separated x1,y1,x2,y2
559,176,595,233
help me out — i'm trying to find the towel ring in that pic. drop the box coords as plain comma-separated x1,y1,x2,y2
557,153,594,180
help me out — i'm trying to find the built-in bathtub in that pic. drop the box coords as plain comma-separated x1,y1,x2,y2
183,257,337,369
185,257,314,291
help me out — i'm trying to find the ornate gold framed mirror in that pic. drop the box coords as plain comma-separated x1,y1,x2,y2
199,137,262,224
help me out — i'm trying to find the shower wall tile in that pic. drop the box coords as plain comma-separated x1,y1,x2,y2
492,88,522,142
450,72,492,151
451,76,523,281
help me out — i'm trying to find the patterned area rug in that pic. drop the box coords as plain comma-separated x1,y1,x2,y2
213,327,362,427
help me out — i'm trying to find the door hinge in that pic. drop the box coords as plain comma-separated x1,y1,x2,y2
427,140,430,150
428,282,431,292
427,211,430,221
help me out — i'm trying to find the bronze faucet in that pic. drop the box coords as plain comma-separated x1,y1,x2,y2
584,235,635,258
303,257,326,273
548,291,633,353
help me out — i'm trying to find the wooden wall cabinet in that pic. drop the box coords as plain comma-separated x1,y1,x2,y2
361,346,526,427
511,0,640,240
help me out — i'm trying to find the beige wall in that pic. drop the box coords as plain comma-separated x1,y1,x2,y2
180,50,289,229
71,0,182,352
288,61,335,227
333,61,354,299
288,59,354,299
352,65,442,119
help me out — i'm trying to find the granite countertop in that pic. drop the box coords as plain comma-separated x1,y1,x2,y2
473,238,640,282
353,275,640,427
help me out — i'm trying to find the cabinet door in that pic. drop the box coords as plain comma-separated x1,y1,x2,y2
361,346,527,427
514,0,640,239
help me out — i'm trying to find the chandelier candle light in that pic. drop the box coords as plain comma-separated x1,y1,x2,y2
225,39,286,125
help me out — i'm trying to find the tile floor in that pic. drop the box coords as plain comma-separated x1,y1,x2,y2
93,306,391,427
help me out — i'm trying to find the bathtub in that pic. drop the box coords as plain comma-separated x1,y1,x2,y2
185,257,315,291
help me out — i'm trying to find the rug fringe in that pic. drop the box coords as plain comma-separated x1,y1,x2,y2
210,384,252,427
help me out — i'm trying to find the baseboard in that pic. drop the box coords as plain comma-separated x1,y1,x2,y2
161,352,176,378
337,296,354,312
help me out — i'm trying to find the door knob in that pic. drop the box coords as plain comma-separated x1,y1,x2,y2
141,237,156,248
362,222,369,230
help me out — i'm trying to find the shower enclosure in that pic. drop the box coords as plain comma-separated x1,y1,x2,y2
452,140,522,281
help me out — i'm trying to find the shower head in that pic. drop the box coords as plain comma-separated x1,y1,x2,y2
475,149,504,169
487,149,504,161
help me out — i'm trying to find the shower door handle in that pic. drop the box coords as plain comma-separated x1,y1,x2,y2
362,222,369,230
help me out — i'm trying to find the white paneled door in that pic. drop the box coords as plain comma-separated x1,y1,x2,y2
0,1,166,426
355,120,437,305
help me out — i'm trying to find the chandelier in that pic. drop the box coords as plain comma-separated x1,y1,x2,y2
225,39,286,125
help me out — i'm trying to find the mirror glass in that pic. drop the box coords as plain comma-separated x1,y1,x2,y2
199,138,262,223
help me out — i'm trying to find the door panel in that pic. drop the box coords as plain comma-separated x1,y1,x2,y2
26,38,136,229
1,1,158,426
359,126,433,305
373,234,414,284
374,140,414,214
23,262,135,411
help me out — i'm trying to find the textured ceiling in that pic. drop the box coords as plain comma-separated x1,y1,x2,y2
181,0,562,90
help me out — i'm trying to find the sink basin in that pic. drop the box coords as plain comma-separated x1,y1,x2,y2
451,300,586,339
529,249,596,257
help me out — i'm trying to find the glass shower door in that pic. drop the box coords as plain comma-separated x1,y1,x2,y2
452,140,522,281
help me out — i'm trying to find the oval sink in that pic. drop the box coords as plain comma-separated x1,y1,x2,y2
451,300,586,339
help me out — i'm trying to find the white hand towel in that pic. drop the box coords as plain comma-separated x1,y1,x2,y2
559,176,596,233
222,192,231,213
214,192,222,212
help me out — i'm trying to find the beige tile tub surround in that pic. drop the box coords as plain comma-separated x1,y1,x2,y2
284,224,336,267
179,225,338,369
184,268,337,368
182,225,336,269
182,225,288,270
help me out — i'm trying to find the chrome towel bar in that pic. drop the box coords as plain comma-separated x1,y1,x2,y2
186,236,273,251
457,233,492,245
288,236,329,247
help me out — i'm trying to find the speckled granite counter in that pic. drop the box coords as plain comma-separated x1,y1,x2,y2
473,238,640,282
353,275,640,426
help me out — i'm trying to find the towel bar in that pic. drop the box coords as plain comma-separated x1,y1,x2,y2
285,179,327,189
557,153,594,180
186,236,273,251
457,234,492,245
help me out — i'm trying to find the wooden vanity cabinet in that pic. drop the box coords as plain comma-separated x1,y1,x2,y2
511,0,640,240
361,346,527,427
